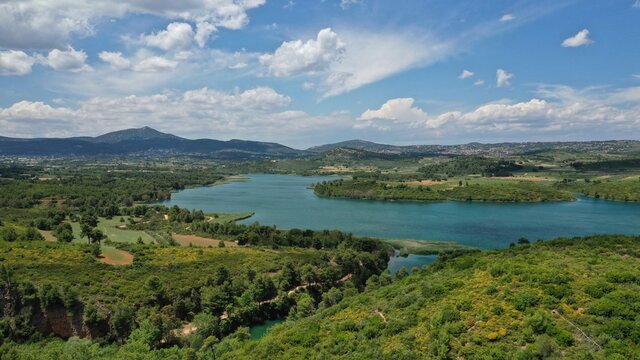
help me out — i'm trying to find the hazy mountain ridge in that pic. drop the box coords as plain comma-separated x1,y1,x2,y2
309,139,640,156
0,127,307,159
1,128,638,159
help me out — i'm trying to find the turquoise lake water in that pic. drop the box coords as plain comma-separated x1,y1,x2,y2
250,319,285,340
162,174,640,250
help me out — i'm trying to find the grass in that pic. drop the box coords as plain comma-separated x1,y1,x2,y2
70,217,156,244
206,211,255,223
385,239,478,255
99,245,134,266
172,233,237,248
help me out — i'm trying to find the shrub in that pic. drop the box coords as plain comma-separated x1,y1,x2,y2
512,290,539,311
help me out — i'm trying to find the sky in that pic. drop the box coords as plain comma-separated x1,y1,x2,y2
0,0,639,148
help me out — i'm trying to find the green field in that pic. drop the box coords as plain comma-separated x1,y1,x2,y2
70,217,156,244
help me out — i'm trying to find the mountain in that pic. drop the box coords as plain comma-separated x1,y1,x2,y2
89,126,182,143
310,139,640,157
0,127,308,159
308,140,394,153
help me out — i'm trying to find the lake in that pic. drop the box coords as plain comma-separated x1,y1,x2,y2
162,174,640,250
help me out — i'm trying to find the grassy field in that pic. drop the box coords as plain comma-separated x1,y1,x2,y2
172,233,238,247
70,217,156,244
99,245,134,265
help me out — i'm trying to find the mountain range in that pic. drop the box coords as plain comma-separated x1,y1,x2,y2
0,127,306,159
1,127,638,159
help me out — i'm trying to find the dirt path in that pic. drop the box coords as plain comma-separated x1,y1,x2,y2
38,230,56,242
172,233,237,247
99,247,134,266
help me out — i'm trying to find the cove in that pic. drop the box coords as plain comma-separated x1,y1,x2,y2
161,174,640,250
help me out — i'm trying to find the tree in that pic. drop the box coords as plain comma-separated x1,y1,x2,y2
1,227,18,242
54,223,74,243
289,293,316,320
111,304,134,343
24,227,43,241
80,224,93,244
91,243,101,258
395,267,409,280
88,229,105,245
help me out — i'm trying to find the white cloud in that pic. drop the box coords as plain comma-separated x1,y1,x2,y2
228,62,248,70
0,86,351,147
561,29,593,48
0,50,35,76
500,14,515,22
496,68,513,88
321,29,453,97
142,22,194,51
43,47,92,72
458,69,474,79
340,0,360,9
0,0,266,50
260,28,346,77
633,0,640,8
354,85,640,140
195,22,217,48
98,51,131,70
357,98,444,130
474,79,485,86
302,82,315,90
633,74,640,79
132,56,178,73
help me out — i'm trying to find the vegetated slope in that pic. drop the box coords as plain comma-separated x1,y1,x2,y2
309,140,640,157
0,127,307,159
220,235,640,359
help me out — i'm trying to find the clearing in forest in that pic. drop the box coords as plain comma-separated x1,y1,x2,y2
172,233,237,248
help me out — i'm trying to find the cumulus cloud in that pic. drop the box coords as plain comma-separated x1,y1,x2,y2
42,47,92,72
561,29,593,48
458,69,474,79
0,50,35,76
260,28,346,77
0,86,351,147
142,22,194,51
0,0,266,50
98,51,131,70
357,98,444,130
355,85,640,140
500,14,515,22
496,68,513,88
132,56,178,73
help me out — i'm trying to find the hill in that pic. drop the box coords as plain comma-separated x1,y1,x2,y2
0,127,307,159
309,139,640,157
218,235,640,359
89,126,182,143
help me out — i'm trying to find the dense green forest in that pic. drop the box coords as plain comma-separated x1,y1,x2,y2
314,178,576,202
0,150,639,359
219,235,640,359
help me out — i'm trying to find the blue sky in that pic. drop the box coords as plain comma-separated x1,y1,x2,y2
0,0,638,148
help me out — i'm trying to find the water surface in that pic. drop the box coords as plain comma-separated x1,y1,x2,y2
163,174,640,250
